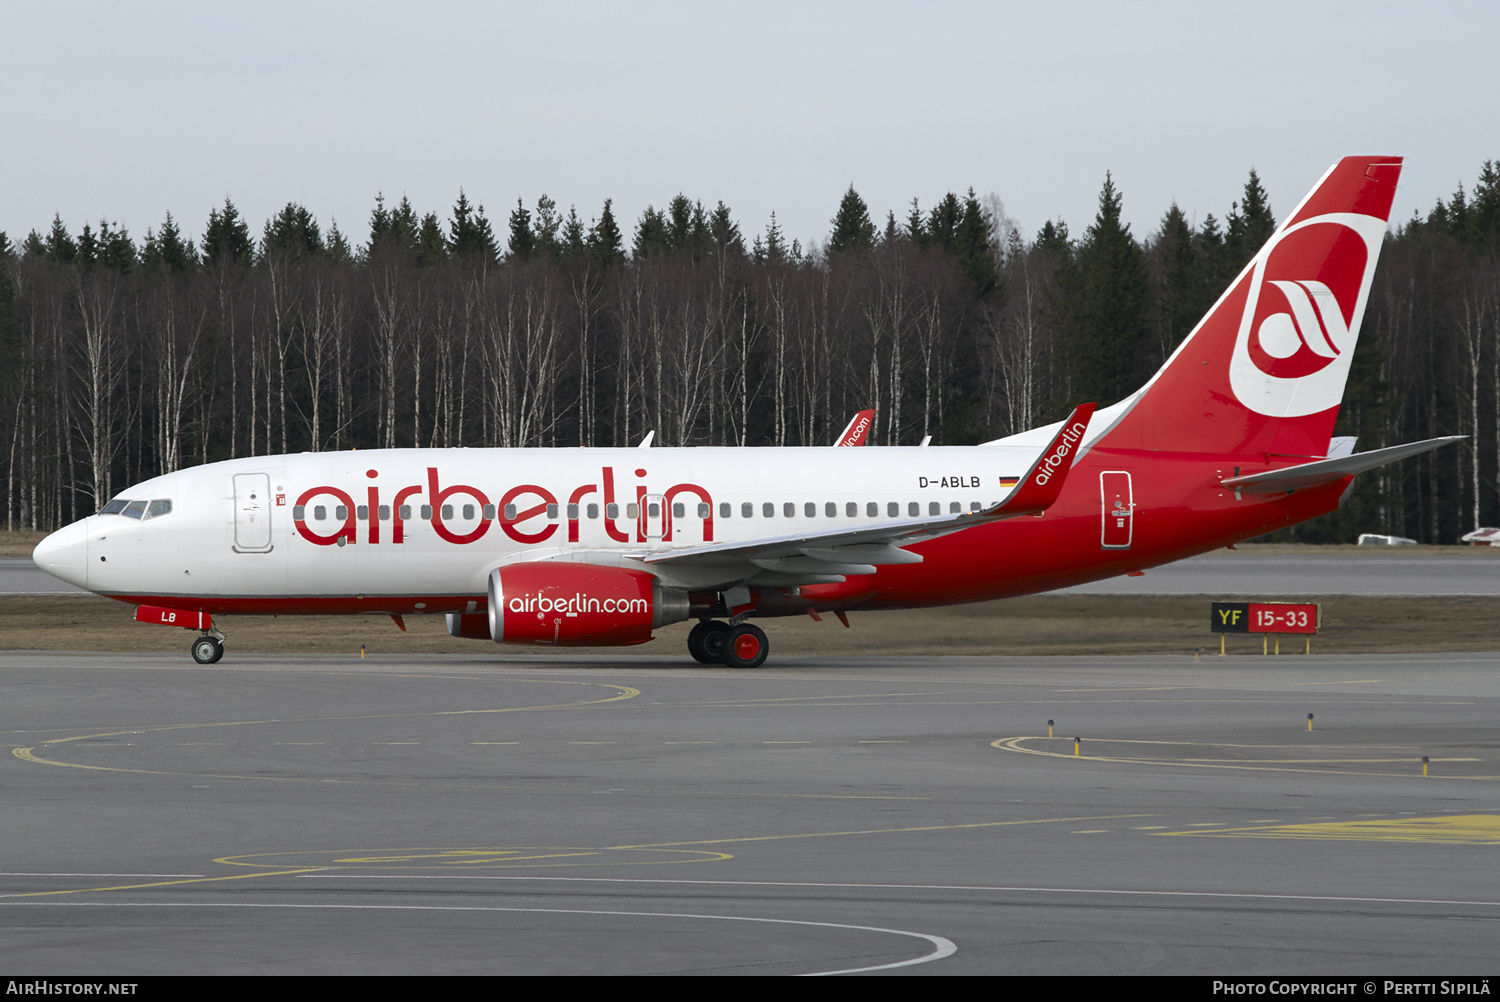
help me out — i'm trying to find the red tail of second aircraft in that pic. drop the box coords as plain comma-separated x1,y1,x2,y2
1101,156,1403,461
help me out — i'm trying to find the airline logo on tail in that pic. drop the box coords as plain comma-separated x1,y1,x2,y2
1229,211,1388,418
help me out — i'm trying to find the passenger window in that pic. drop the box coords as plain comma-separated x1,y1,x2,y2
607,503,619,518
546,504,559,519
567,503,579,519
674,503,686,518
970,501,981,512
483,504,495,520
459,504,471,519
587,504,599,519
357,505,369,520
648,503,660,517
720,502,731,518
762,502,774,518
420,505,433,520
380,505,391,520
122,500,148,519
145,499,172,520
697,503,710,518
783,502,795,517
867,502,878,517
742,502,753,518
504,504,517,520
399,505,412,520
887,501,899,517
908,502,919,517
101,499,129,515
805,502,816,518
336,505,348,520
292,505,306,519
846,502,857,517
314,506,327,521
950,501,961,514
627,504,639,519
826,502,837,518
929,501,940,516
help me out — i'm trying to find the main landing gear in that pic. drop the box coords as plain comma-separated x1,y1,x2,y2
687,619,768,669
191,633,225,664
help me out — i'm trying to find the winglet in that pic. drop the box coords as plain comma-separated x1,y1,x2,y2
991,403,1096,516
834,409,875,447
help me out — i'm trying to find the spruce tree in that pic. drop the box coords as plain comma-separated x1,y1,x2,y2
413,212,448,267
1226,167,1276,267
262,203,323,259
367,193,393,252
1067,173,1147,405
633,206,668,258
1156,202,1198,352
925,192,963,253
709,201,741,254
449,190,499,262
532,195,561,257
141,212,195,272
507,198,534,260
762,211,787,263
955,188,996,295
325,220,354,264
560,206,586,259
588,199,624,267
43,215,77,264
203,199,253,268
828,185,875,254
1467,160,1500,250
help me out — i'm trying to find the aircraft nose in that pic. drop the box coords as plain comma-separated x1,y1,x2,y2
32,520,90,589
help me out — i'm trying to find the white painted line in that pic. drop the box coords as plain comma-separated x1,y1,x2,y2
287,874,1500,909
0,873,205,878
0,900,956,975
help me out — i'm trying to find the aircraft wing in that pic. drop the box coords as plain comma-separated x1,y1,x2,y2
1220,436,1463,493
637,404,1095,579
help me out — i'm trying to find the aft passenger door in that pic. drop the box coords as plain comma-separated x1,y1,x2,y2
233,473,274,552
1100,471,1133,549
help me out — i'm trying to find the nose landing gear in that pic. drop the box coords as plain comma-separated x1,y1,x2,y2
191,633,225,664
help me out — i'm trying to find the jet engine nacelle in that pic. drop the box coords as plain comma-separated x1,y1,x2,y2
445,612,493,640
487,563,689,646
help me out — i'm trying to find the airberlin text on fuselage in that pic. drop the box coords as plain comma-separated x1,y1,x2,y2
1033,421,1088,486
291,466,713,547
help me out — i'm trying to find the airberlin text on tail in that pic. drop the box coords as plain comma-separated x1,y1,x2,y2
1000,402,1097,514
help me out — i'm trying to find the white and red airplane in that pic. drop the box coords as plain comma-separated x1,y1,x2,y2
32,156,1457,667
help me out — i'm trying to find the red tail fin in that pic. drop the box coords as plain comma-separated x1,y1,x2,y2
834,409,875,447
1104,157,1402,459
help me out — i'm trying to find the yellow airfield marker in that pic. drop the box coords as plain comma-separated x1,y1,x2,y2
1423,756,1429,777
1048,719,1054,738
1307,713,1314,732
1074,737,1081,757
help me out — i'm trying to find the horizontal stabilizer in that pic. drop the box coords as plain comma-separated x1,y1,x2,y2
1221,436,1463,493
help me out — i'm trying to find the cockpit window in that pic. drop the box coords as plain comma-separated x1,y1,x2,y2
144,499,173,520
121,500,148,519
100,499,129,515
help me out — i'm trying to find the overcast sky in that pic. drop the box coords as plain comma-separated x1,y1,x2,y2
4,1,1497,253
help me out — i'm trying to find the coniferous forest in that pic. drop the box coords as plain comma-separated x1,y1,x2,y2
2,163,1499,543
